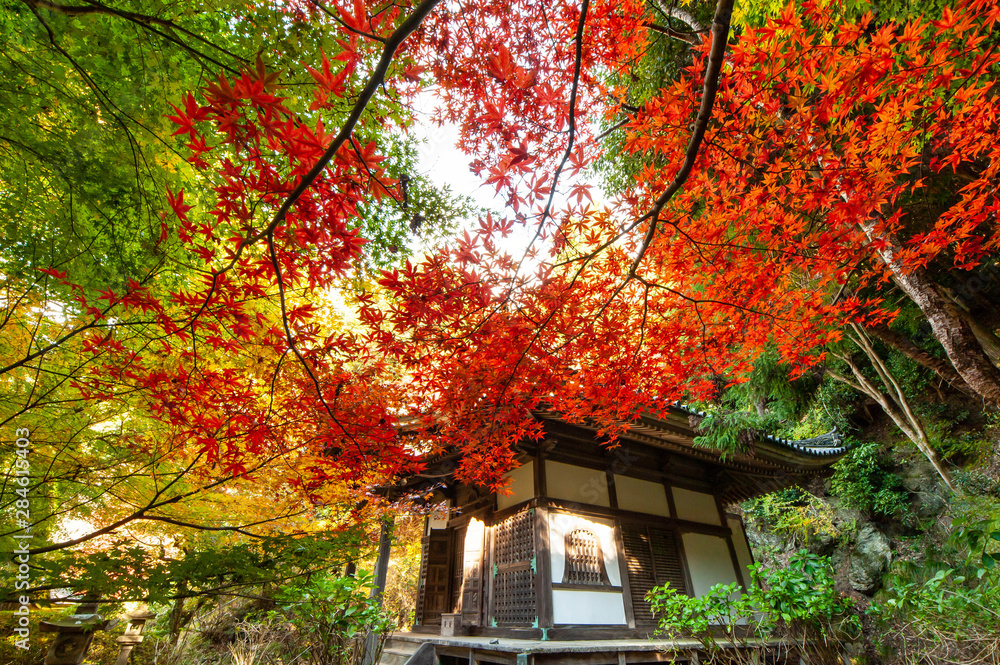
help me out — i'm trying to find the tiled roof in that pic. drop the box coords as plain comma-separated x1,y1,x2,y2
673,403,849,457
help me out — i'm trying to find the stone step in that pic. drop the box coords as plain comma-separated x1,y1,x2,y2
378,648,416,665
378,640,437,665
378,638,420,665
383,638,419,654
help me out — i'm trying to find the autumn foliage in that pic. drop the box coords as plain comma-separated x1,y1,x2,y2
14,0,1000,499
43,49,419,492
370,0,1000,485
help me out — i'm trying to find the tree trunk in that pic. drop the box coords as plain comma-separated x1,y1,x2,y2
867,325,977,398
942,286,1000,365
859,217,1000,409
827,362,955,492
754,397,767,417
965,315,1000,366
168,594,186,647
828,326,958,493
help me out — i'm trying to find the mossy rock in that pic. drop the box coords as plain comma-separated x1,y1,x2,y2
849,524,892,593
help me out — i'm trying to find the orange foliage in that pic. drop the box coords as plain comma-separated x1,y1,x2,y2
30,0,1000,494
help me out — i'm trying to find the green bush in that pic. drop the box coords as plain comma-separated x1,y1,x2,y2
867,497,1000,662
743,488,840,545
266,571,395,665
648,551,859,661
830,439,908,518
1,606,57,665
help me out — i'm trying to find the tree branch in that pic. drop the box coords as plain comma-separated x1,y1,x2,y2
644,21,698,44
867,323,977,398
239,0,442,256
24,0,248,69
629,0,733,278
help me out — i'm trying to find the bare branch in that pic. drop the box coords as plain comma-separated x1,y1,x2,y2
644,21,698,44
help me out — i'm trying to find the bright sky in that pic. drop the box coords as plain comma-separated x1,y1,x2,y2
407,88,609,271
409,90,508,213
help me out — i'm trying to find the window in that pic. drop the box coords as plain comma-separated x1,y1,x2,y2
621,523,688,624
562,528,610,585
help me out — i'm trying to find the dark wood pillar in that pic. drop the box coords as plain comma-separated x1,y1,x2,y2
364,518,394,665
372,518,393,602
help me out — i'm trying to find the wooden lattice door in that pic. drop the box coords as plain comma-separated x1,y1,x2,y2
488,507,537,627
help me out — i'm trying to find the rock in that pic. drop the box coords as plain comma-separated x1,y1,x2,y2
849,524,892,593
831,545,850,575
743,519,787,554
831,504,863,532
911,490,947,522
901,462,948,522
806,526,837,557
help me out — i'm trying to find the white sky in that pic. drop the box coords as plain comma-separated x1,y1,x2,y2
408,88,610,271
409,90,509,213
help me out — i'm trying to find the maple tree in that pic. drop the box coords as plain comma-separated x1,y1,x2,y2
3,0,1000,613
0,0,451,605
368,0,1000,489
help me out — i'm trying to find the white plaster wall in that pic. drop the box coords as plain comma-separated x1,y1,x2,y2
496,460,535,510
545,461,610,507
548,512,626,625
552,589,626,625
727,516,754,588
672,487,722,525
682,532,740,597
547,512,621,586
427,500,450,533
613,475,670,516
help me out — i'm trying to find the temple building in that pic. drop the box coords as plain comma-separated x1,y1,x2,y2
379,406,846,665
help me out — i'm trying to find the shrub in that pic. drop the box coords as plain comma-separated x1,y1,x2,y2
868,497,1000,663
268,570,396,665
743,488,840,546
648,551,859,663
830,440,908,518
